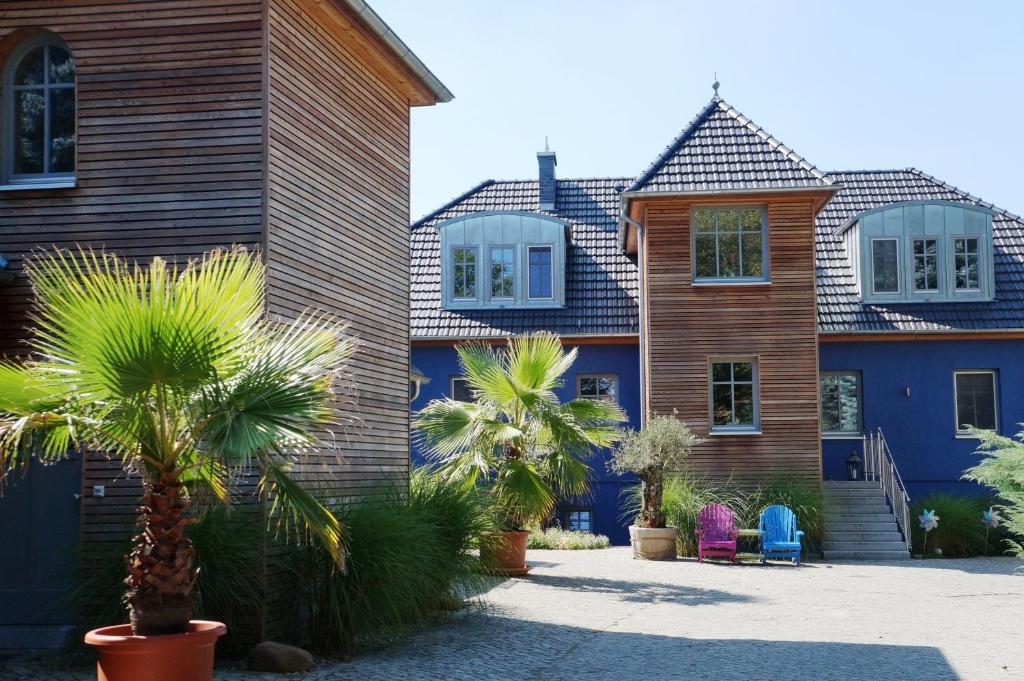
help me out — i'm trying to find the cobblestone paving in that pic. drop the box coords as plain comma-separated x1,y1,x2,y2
5,549,1022,680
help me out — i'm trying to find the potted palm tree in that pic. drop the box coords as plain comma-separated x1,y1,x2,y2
415,333,623,575
609,411,701,560
0,248,349,681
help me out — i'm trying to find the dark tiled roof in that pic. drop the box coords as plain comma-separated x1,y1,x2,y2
817,168,1024,332
410,178,640,339
627,96,833,194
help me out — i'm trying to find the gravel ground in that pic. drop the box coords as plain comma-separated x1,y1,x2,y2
5,549,1022,681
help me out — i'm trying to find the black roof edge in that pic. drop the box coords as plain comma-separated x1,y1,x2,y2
412,179,496,228
625,96,722,194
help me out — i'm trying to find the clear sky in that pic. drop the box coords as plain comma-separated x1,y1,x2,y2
371,1,1024,221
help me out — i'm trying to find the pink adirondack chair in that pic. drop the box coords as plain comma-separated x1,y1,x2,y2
696,503,738,563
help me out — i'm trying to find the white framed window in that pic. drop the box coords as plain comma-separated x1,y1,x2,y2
692,206,767,283
566,509,592,532
709,358,759,433
954,370,997,434
912,238,939,292
527,245,553,299
3,34,76,187
820,371,861,436
451,247,478,301
870,238,900,294
953,237,980,291
577,374,618,403
489,246,514,300
449,377,473,403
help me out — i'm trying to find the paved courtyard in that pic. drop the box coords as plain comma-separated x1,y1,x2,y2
6,549,1022,681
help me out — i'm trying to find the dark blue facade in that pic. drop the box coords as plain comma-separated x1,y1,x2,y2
820,339,1024,499
411,342,641,545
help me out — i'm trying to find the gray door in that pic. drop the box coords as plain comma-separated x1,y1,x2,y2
0,453,81,638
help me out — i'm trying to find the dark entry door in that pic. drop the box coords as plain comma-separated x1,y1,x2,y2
0,453,81,634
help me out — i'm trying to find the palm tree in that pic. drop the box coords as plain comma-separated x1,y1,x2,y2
0,248,350,636
415,333,624,530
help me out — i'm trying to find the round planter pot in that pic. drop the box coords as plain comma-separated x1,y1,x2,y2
629,525,678,560
481,530,531,576
84,620,226,681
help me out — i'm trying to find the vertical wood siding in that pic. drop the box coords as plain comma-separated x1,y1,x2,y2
265,0,412,499
0,1,266,560
642,194,824,484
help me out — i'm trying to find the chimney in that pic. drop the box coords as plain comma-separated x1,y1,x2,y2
537,144,557,212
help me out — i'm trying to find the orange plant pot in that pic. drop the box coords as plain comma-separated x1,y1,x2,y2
84,620,226,681
482,530,531,576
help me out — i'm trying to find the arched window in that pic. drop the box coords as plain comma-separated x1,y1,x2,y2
3,34,75,185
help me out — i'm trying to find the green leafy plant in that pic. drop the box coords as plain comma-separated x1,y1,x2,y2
0,248,350,635
415,333,624,530
527,527,610,550
609,411,702,528
911,493,1007,557
658,475,747,556
964,427,1024,560
283,469,498,656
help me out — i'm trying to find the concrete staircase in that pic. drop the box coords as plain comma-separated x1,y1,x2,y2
823,481,911,560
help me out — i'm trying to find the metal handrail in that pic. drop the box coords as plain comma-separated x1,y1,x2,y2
863,428,912,552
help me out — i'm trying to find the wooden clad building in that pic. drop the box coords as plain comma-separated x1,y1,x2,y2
0,0,449,647
622,97,837,485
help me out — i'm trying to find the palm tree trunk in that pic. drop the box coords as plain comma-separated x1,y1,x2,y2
126,471,196,635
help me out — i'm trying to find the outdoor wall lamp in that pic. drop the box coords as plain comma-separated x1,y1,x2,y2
847,452,863,481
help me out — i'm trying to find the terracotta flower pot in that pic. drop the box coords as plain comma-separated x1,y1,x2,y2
481,530,531,576
629,525,678,560
84,620,226,681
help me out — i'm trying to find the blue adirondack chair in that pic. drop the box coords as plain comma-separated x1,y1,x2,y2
758,504,804,565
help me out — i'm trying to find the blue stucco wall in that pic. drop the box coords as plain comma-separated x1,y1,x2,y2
820,339,1024,499
411,343,641,545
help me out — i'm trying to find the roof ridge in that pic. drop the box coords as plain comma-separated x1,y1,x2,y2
906,167,1023,223
626,96,831,193
825,168,909,175
484,176,635,184
412,179,496,228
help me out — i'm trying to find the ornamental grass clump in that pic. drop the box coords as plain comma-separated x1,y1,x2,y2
415,333,624,531
0,248,350,636
609,411,702,528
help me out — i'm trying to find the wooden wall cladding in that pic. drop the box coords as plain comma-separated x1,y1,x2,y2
0,1,266,558
641,194,825,484
264,0,412,499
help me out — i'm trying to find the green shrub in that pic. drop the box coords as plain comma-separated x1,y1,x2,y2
283,469,498,656
911,493,1007,557
646,475,825,558
527,527,610,550
964,428,1024,560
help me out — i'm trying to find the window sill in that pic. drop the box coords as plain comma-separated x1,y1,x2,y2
692,279,770,287
0,179,76,192
708,429,762,437
822,432,863,440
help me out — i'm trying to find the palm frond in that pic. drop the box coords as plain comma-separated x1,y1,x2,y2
506,332,576,393
493,457,555,527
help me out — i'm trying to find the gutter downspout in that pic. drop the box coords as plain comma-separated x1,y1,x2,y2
620,211,648,428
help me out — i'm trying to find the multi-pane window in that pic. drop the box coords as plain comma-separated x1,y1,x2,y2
577,374,618,402
954,237,980,291
912,238,939,291
820,372,861,434
871,238,900,294
694,207,766,281
710,359,758,431
954,371,996,432
566,509,592,532
489,246,514,299
452,247,477,300
450,377,473,403
528,246,553,299
5,38,76,181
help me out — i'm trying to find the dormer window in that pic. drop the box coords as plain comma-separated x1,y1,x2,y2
439,212,566,310
840,201,995,303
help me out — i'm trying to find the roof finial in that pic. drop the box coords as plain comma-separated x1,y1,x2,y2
712,73,720,96
544,135,550,153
